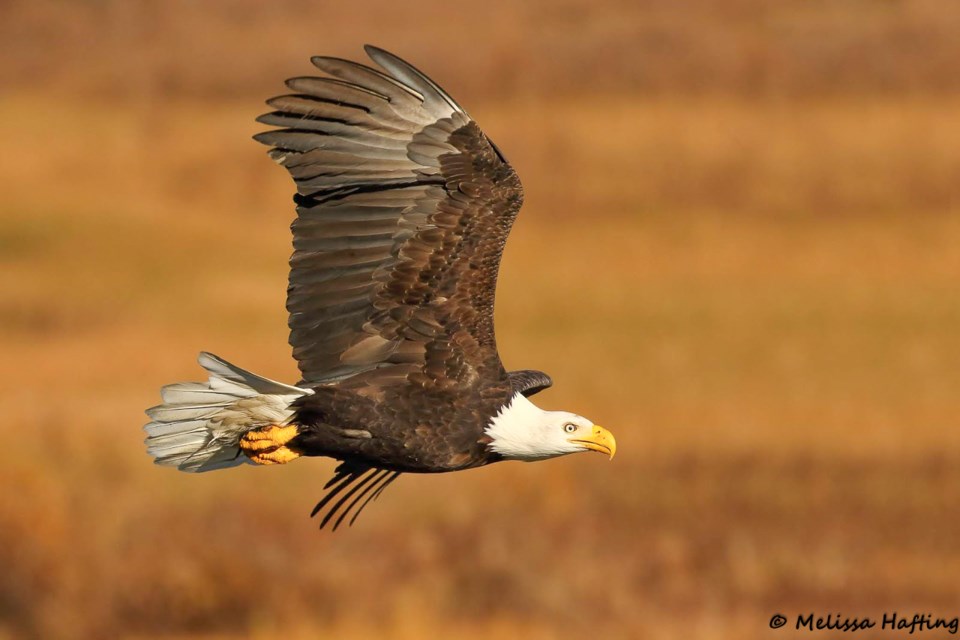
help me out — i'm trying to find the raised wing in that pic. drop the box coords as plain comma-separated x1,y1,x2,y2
255,46,524,392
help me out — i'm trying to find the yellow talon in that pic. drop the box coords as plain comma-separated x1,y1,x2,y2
248,446,301,465
241,424,298,446
240,424,301,465
239,437,277,452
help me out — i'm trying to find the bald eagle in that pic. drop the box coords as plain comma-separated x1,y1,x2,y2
144,46,616,530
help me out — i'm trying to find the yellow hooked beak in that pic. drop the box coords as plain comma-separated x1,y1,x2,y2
569,425,617,460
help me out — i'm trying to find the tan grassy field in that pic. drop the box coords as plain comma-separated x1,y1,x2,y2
3,2,960,638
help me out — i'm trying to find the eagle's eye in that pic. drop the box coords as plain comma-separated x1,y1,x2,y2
563,423,578,434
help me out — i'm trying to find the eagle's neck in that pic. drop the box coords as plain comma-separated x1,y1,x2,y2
484,392,553,460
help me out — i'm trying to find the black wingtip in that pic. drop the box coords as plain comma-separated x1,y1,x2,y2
310,465,402,531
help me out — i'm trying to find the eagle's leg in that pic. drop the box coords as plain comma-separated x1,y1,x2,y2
239,424,302,465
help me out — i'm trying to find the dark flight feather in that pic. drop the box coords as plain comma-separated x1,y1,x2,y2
508,370,554,397
310,461,403,530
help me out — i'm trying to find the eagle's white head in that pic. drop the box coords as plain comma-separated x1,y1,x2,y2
484,392,617,461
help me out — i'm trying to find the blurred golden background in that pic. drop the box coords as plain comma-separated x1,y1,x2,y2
2,1,960,638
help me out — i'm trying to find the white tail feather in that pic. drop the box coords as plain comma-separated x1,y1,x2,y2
144,352,312,472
